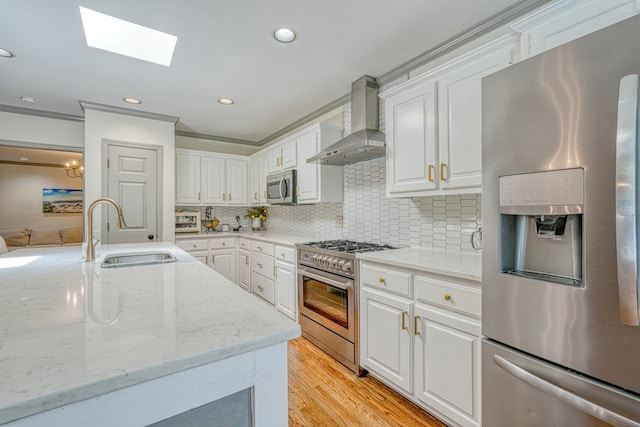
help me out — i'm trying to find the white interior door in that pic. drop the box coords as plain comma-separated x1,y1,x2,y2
106,144,159,244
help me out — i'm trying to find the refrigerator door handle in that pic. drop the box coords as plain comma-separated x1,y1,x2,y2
615,74,640,327
494,355,640,427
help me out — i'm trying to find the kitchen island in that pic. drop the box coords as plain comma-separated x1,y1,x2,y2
0,242,300,426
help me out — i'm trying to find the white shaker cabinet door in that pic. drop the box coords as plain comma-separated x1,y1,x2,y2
385,80,438,196
437,40,513,191
211,249,236,283
176,152,201,204
237,250,251,292
200,155,225,204
226,158,248,205
295,130,320,203
274,260,297,320
360,288,413,393
414,304,481,427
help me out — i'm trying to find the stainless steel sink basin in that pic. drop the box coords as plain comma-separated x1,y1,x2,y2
100,251,178,268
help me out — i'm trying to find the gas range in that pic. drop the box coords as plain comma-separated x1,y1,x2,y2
296,239,396,375
297,239,396,278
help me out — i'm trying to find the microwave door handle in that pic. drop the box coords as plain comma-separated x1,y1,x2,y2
493,355,640,427
615,74,640,327
279,176,285,201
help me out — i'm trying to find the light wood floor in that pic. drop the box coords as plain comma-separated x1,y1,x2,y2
288,337,447,427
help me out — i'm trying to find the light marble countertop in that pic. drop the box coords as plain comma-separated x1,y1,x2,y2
175,231,315,246
0,242,300,425
357,247,482,282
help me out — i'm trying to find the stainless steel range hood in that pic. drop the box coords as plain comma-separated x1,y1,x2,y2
307,75,385,165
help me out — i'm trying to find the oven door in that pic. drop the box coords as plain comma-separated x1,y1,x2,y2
297,265,355,342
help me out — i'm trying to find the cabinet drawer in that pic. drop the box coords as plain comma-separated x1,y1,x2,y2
251,240,274,256
275,245,295,263
176,239,208,251
210,237,235,250
238,238,251,251
251,252,274,279
360,263,412,297
251,272,275,305
415,275,481,317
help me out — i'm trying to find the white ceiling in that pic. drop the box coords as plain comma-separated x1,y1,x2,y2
1,0,532,145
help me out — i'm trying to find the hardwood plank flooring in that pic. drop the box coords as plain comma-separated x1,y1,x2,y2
288,337,447,427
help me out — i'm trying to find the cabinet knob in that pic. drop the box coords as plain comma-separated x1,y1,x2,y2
222,242,226,246
257,246,263,251
281,253,285,258
379,277,385,283
444,294,452,301
193,244,197,248
258,285,264,292
258,263,263,268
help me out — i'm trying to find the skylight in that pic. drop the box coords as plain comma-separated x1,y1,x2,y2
79,6,177,67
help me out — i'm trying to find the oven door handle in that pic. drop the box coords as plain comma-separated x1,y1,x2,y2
298,267,353,291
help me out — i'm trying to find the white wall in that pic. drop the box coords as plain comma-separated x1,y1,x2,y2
84,109,175,242
0,163,82,229
0,111,84,149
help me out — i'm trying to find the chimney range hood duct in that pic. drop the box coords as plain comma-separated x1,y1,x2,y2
307,75,386,166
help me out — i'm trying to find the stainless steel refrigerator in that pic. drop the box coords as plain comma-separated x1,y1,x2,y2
482,14,640,427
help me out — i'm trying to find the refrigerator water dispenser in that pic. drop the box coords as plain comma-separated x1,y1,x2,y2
498,169,584,286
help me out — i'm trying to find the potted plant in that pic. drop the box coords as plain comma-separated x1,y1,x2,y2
246,206,268,231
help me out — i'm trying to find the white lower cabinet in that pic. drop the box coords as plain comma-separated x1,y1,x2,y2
274,245,297,320
360,261,481,427
360,288,413,393
210,249,236,283
414,304,481,427
237,238,251,292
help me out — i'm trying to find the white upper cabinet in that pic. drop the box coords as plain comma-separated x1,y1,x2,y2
268,139,297,173
176,149,248,206
382,35,516,197
176,152,201,204
201,155,225,204
295,123,343,204
249,152,269,205
384,80,438,195
513,0,640,60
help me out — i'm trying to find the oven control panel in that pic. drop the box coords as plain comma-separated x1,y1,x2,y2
298,249,354,276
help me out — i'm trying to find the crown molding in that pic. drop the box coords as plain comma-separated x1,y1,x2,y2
378,0,552,85
79,101,179,123
258,94,349,145
175,130,260,146
0,104,84,122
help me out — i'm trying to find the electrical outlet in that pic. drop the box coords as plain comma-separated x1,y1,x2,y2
335,216,343,228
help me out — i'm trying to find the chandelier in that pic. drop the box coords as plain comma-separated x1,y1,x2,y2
65,159,84,178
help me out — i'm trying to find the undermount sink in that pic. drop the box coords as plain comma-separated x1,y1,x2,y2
100,251,178,268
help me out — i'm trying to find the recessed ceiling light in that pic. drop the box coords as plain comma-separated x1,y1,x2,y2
18,157,29,161
123,97,142,105
218,98,234,105
20,96,36,103
79,6,178,67
0,48,15,58
272,27,298,43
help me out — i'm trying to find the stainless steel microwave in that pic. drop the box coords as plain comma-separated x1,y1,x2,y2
266,170,296,204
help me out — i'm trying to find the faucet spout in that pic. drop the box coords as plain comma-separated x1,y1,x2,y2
84,198,128,261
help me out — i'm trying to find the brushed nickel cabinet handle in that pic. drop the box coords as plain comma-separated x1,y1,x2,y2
245,257,249,265
211,255,215,264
